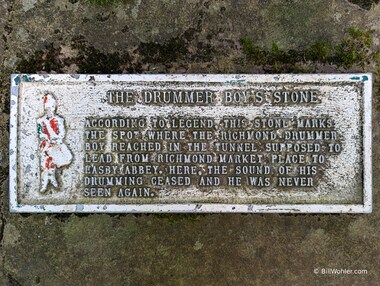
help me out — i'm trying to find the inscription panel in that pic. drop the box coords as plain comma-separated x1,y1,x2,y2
9,74,372,213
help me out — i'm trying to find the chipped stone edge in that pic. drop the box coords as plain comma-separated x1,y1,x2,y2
8,73,372,214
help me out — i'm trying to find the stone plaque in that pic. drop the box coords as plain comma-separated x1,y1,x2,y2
9,74,372,213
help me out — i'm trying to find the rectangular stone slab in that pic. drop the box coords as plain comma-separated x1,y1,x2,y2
9,74,372,213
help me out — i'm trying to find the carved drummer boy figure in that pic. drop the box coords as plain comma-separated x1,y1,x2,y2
37,92,72,193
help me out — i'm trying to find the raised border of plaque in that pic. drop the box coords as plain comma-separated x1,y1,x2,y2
9,74,372,213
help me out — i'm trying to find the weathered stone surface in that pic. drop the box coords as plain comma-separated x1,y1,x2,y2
0,1,8,66
1,0,380,285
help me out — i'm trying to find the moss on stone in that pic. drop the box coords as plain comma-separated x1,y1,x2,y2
304,40,333,63
14,27,378,75
83,0,133,6
154,213,205,224
240,37,266,65
15,31,215,73
333,27,373,69
241,27,378,72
